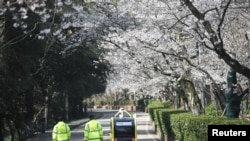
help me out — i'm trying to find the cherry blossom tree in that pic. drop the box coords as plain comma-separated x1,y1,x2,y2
98,0,250,116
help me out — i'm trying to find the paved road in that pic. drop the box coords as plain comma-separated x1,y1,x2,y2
134,112,160,141
27,109,160,141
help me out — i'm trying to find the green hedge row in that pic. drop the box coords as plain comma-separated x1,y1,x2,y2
147,100,171,121
147,100,250,141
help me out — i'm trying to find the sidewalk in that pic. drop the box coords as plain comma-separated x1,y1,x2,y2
26,111,103,141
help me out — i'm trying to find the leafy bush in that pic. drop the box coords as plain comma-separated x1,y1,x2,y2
205,103,223,116
148,100,168,121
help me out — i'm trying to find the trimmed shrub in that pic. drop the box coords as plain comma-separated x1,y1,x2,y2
205,103,223,116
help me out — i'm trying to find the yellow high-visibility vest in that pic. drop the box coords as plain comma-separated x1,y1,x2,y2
84,120,103,141
52,121,71,141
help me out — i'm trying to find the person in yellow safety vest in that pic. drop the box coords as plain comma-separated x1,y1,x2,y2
52,115,71,141
84,114,103,141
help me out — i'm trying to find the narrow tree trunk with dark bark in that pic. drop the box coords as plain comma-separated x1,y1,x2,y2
0,116,3,141
225,68,242,118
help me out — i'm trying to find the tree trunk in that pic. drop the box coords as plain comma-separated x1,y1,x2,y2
225,68,242,118
7,119,14,141
25,91,34,137
65,93,69,122
181,79,204,115
0,116,3,141
43,96,49,132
